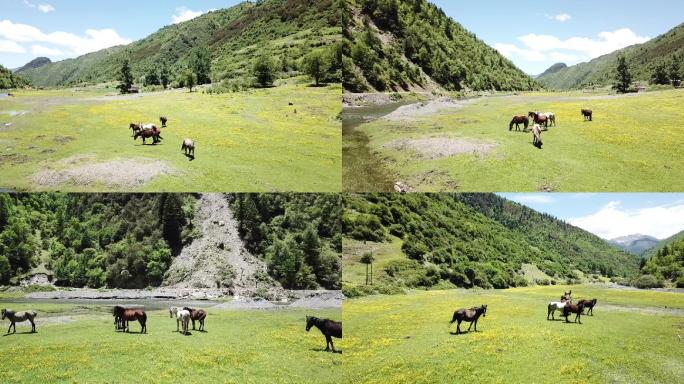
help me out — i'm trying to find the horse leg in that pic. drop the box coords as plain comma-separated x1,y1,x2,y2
467,321,473,332
474,319,478,332
31,319,36,333
192,319,196,330
6,322,11,334
325,334,332,352
456,320,462,335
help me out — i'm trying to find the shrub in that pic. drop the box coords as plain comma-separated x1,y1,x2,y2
632,274,663,289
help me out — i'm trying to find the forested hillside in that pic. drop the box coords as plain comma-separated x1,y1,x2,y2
230,194,341,290
343,193,639,292
16,0,342,88
343,0,537,92
643,230,684,259
0,193,342,290
538,23,684,89
0,65,29,89
640,235,684,288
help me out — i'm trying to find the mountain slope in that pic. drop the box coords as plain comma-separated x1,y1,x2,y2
641,234,684,287
538,23,684,89
14,57,51,73
609,234,660,255
16,0,341,87
644,230,684,259
343,0,537,92
537,63,567,78
343,193,639,291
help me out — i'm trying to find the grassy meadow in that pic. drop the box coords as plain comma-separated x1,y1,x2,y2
0,300,342,384
343,285,684,384
347,88,684,192
0,80,341,192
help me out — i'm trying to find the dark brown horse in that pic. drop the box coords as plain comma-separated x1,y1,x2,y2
581,109,593,121
113,306,147,333
306,316,342,353
450,304,487,334
577,299,597,316
134,128,163,145
2,309,37,334
528,112,549,128
182,307,207,331
561,301,585,324
129,123,142,136
510,116,529,131
160,116,168,128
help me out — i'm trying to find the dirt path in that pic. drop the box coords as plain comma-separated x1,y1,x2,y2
163,194,283,297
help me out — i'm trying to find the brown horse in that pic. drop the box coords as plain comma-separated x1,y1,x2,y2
581,109,593,121
306,316,342,353
577,299,597,316
182,307,207,331
113,306,147,333
561,301,585,324
129,123,142,136
510,116,529,131
450,304,487,334
528,112,549,128
1,309,37,334
134,128,163,145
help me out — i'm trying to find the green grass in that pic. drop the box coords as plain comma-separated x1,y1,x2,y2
0,80,341,192
344,285,684,383
342,236,404,285
0,302,342,383
349,89,684,191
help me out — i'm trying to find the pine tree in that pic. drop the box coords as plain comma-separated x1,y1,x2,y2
160,194,184,253
614,55,632,93
191,46,212,85
160,66,170,89
117,59,134,94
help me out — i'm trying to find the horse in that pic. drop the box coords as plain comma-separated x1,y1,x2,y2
540,112,556,127
1,309,37,334
532,124,543,149
169,307,191,335
528,112,549,128
547,291,572,320
581,109,593,121
509,116,529,131
160,116,168,128
134,127,163,145
182,307,207,331
182,138,195,158
562,301,585,324
113,306,147,333
450,304,487,335
577,299,597,316
129,123,142,136
306,315,342,353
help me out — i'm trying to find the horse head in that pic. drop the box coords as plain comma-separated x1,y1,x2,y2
1,309,5,319
306,316,317,332
480,305,487,317
169,307,177,318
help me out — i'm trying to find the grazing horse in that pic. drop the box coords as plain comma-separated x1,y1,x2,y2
540,112,556,127
129,123,142,136
113,306,147,333
532,124,543,149
547,291,572,320
160,116,168,128
1,309,37,334
306,316,342,353
134,127,163,145
182,138,195,157
562,301,585,324
578,299,597,316
509,116,529,131
182,307,207,331
450,304,487,335
169,307,191,334
528,112,549,128
581,109,593,121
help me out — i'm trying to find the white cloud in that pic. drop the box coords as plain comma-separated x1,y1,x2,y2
38,4,56,13
23,0,36,8
172,7,205,24
507,194,557,205
0,20,131,57
569,201,684,240
494,43,547,62
0,39,26,53
549,13,571,22
31,44,63,56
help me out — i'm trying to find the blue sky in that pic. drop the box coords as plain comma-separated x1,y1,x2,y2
498,193,684,240
432,0,684,75
0,0,239,68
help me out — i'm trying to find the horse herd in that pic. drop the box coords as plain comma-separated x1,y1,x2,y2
1,306,342,353
128,116,196,158
448,290,598,335
509,109,594,149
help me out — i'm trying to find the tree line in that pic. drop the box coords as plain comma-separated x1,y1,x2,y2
0,65,29,89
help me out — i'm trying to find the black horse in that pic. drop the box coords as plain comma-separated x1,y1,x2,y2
134,128,163,145
306,316,342,353
450,305,487,335
578,299,597,316
581,109,593,121
160,116,168,128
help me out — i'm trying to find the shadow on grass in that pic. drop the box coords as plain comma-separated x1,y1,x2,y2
2,331,38,336
185,153,195,161
310,347,342,354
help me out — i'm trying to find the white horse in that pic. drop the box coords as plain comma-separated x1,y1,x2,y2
547,291,572,320
532,124,543,148
141,123,157,130
169,307,191,335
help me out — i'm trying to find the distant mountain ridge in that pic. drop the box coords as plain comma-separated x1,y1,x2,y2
537,63,567,78
538,22,684,89
14,57,51,73
15,0,341,87
609,234,661,255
